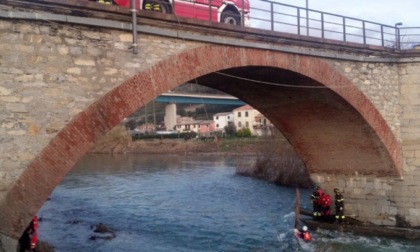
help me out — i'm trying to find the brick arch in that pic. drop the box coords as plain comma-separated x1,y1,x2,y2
0,45,402,239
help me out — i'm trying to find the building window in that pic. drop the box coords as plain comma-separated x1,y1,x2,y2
216,116,219,119
238,122,242,127
216,123,219,127
245,111,249,117
238,112,241,118
228,116,230,119
245,121,249,127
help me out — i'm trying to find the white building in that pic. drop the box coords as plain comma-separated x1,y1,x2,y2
175,117,198,133
253,113,273,136
213,112,233,133
232,105,260,136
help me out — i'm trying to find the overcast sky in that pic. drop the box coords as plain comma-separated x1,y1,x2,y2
268,0,418,27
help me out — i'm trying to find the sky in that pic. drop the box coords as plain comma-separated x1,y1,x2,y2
267,0,419,27
247,0,419,47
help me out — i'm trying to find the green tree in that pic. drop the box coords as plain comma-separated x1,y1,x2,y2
236,128,251,138
224,123,236,137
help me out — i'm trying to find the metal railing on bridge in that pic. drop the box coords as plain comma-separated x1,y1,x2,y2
118,0,420,50
251,1,420,50
398,27,420,50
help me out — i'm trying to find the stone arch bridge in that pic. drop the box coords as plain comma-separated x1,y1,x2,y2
0,0,420,249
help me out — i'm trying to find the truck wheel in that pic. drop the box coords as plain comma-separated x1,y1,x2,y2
144,1,170,14
155,2,170,13
221,10,240,25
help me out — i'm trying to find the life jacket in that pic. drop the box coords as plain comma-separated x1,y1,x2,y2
303,231,311,242
316,190,324,205
321,194,331,207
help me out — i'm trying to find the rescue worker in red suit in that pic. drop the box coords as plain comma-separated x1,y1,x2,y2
310,186,321,219
19,216,38,252
334,188,345,224
317,189,331,222
294,225,311,242
31,216,38,251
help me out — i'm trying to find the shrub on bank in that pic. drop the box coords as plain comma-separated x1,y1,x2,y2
235,128,252,138
132,132,199,141
235,133,313,188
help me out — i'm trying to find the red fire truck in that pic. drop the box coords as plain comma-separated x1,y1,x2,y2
111,0,250,26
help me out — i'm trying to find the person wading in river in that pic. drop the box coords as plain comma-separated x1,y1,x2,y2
294,225,312,242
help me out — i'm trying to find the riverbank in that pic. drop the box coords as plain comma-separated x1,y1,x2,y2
89,137,262,155
89,125,285,155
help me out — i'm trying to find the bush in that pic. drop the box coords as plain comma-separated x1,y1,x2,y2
101,124,132,144
224,124,236,137
179,131,197,140
236,128,252,138
235,132,313,188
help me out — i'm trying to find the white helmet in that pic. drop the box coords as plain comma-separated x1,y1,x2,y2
302,226,308,232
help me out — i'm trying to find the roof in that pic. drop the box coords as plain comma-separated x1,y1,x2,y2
214,112,233,117
233,104,254,111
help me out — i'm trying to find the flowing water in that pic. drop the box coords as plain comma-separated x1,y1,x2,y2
37,154,420,252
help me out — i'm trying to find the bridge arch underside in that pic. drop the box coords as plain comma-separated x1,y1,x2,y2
195,67,398,176
0,46,402,239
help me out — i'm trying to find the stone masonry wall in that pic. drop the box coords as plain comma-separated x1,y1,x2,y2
327,60,401,141
0,19,202,203
310,62,420,227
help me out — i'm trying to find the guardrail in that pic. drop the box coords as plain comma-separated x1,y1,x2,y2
399,27,420,49
146,0,420,50
249,0,420,50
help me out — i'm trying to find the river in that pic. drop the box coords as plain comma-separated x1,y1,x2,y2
37,154,420,252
